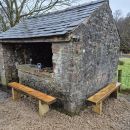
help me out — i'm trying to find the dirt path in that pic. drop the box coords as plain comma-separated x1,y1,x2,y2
0,90,130,130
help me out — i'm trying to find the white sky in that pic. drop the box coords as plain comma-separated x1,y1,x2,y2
77,0,130,16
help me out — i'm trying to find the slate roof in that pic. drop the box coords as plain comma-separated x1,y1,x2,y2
0,0,107,40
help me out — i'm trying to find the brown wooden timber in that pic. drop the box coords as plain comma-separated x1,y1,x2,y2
87,82,120,104
8,82,56,105
92,102,102,114
0,35,71,44
12,88,21,100
87,82,121,114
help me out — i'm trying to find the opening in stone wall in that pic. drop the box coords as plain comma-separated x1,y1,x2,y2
17,43,53,73
27,43,53,68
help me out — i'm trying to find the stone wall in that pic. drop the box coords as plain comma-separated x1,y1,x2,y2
18,65,56,94
45,2,119,113
0,43,33,84
66,2,120,112
0,44,7,85
2,44,18,83
52,43,78,112
18,43,75,112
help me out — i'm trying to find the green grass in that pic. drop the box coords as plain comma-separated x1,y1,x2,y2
118,58,130,90
119,58,130,65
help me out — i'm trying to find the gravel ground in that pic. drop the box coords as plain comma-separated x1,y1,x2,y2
0,90,130,130
120,93,130,102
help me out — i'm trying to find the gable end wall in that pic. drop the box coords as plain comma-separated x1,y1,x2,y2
64,3,120,112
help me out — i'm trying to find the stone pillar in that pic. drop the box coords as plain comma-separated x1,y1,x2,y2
52,42,83,114
0,44,19,86
0,44,7,86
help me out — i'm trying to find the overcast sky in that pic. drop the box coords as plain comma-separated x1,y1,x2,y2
109,0,130,16
78,0,130,16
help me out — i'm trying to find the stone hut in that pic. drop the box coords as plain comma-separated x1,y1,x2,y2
0,0,120,113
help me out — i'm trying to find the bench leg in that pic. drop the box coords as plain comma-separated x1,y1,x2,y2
12,88,21,100
92,102,102,114
39,100,49,116
110,89,118,99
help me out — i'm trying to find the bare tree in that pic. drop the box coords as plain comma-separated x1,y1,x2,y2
114,10,130,53
113,10,122,22
0,0,75,31
121,15,130,52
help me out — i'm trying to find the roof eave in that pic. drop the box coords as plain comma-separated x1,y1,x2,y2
0,34,71,44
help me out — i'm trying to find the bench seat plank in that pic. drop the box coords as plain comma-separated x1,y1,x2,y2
87,82,119,104
8,82,56,105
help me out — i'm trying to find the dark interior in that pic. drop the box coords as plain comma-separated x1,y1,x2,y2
26,43,53,68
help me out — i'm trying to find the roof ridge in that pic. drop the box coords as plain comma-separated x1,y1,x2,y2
29,0,107,19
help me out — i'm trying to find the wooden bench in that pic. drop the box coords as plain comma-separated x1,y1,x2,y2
87,82,121,114
8,82,56,116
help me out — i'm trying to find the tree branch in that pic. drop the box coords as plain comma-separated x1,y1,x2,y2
0,0,74,31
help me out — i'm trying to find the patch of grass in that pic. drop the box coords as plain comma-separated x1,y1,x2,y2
119,58,130,65
118,58,130,90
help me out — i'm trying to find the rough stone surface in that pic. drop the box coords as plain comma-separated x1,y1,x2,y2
51,3,120,112
0,44,6,85
63,3,120,112
0,44,32,84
